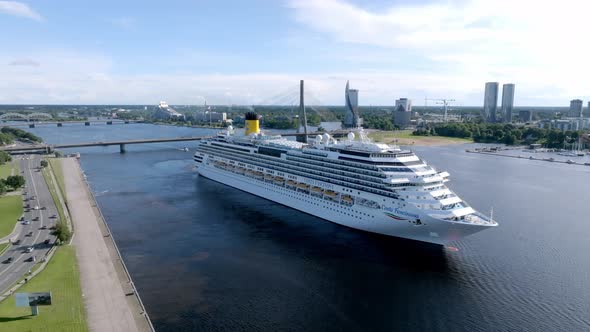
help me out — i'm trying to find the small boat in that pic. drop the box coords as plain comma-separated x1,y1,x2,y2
585,163,590,166
297,183,310,189
566,160,575,164
324,190,338,197
311,186,323,193
182,147,189,152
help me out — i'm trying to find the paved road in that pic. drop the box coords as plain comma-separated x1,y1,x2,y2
0,155,57,293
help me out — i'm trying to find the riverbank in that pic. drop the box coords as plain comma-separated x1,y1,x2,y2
369,130,472,146
61,158,153,332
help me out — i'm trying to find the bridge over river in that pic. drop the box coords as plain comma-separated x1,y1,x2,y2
0,131,335,154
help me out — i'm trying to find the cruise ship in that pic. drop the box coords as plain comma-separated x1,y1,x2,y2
194,113,497,245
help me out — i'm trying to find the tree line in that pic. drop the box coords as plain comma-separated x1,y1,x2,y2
413,123,587,147
0,127,43,145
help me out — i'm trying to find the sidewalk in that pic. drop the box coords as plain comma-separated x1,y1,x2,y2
62,158,141,332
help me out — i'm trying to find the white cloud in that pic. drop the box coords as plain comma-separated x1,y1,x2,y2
287,0,590,105
0,1,43,21
0,48,584,106
8,58,40,67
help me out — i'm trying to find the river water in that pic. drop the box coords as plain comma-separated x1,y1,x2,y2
26,123,590,331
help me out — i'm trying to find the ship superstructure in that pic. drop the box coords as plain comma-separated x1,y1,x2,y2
194,113,497,245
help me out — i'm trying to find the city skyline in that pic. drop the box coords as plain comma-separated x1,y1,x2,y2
1,0,590,106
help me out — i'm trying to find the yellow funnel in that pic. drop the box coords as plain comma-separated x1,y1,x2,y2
245,119,260,135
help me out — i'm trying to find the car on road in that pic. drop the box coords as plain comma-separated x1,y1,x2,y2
3,257,13,264
50,214,57,219
26,231,33,237
23,221,30,225
33,216,39,221
40,225,47,230
44,239,51,245
41,206,46,210
25,256,36,262
13,239,21,245
25,247,34,253
34,206,39,210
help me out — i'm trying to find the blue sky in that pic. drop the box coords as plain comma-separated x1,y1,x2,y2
1,0,589,106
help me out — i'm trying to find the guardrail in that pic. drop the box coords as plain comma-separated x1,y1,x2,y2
80,161,155,331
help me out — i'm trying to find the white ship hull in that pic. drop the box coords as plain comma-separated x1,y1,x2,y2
197,164,489,245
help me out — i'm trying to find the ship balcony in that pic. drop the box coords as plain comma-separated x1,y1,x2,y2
437,171,450,178
439,196,462,206
386,178,410,184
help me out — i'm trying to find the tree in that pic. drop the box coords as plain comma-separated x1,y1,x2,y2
5,175,25,189
54,150,63,158
0,181,6,196
40,160,48,168
51,221,71,243
0,151,11,164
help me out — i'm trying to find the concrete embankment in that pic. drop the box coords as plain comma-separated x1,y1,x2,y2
62,158,154,332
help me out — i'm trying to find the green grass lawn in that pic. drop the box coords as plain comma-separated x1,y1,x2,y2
0,162,14,179
0,246,88,332
0,242,10,256
368,130,473,143
0,195,22,239
41,167,66,228
47,159,67,202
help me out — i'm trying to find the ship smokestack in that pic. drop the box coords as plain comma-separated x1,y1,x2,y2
245,112,260,136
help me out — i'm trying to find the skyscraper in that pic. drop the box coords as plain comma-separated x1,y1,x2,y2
570,99,583,118
483,82,499,122
343,81,360,128
395,98,412,112
501,84,515,123
393,98,412,128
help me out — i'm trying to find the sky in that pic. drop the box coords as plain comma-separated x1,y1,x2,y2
0,0,589,106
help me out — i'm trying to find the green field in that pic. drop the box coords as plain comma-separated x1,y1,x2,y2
368,130,473,144
41,167,66,229
0,246,88,332
47,159,67,202
0,195,22,239
0,242,10,256
0,162,14,179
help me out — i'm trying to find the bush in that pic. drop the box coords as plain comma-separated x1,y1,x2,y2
40,160,48,168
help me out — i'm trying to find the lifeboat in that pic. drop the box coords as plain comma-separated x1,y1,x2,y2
297,183,310,189
324,190,338,197
253,171,264,179
273,176,285,184
311,186,323,193
264,173,274,180
341,195,354,205
286,180,297,187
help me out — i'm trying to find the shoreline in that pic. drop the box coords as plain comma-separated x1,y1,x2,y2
61,157,154,332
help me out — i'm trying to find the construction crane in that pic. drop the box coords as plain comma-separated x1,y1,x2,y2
425,97,456,122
